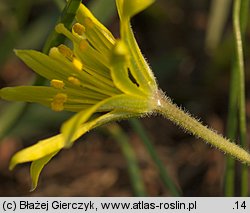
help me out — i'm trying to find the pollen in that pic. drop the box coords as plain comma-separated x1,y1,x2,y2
58,44,73,60
68,76,81,86
51,93,67,111
54,93,67,102
73,23,85,36
50,79,65,89
51,102,64,111
72,58,83,71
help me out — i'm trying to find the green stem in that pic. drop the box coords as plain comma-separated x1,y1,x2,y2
107,124,147,196
129,118,181,196
155,91,250,165
43,0,81,54
239,0,249,35
225,62,238,196
233,0,248,196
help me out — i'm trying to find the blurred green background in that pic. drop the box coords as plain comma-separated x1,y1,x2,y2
0,0,250,196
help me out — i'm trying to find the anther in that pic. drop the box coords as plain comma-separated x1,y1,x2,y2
73,23,85,36
68,76,81,86
50,79,65,89
72,58,83,71
49,47,59,58
55,23,65,33
51,102,64,111
54,93,67,102
51,93,67,111
58,44,73,60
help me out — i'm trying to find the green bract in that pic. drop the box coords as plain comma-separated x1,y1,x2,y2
0,0,157,190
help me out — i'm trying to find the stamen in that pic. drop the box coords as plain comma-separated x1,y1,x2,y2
73,23,85,36
55,24,72,38
68,76,81,86
51,102,64,111
50,79,65,89
49,47,68,61
55,23,80,43
58,44,73,60
72,58,83,71
51,93,67,111
49,47,59,57
54,93,67,102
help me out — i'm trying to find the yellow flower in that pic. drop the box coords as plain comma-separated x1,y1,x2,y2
1,0,250,191
0,0,158,190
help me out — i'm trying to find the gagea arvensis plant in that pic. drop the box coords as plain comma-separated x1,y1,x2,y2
0,0,249,190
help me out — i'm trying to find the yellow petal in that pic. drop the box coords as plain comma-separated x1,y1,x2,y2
116,0,155,20
115,0,157,94
9,134,64,170
15,50,67,81
30,151,58,191
76,4,115,55
0,86,57,107
110,41,145,96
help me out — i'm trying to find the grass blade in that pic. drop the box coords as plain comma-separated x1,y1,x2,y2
107,124,147,196
233,0,249,196
129,118,181,196
225,62,238,196
205,0,232,52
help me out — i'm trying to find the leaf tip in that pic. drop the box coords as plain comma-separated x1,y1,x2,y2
29,183,37,192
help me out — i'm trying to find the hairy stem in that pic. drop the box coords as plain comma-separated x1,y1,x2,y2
154,91,250,165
